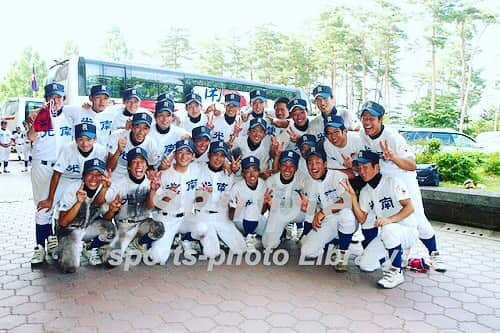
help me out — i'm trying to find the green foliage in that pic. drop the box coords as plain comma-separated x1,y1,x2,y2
0,47,47,101
100,26,132,62
435,152,479,183
409,93,460,129
483,153,500,176
416,139,442,163
158,27,192,70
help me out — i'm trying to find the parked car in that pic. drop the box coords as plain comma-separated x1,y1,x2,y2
393,126,485,152
475,131,500,153
0,97,43,132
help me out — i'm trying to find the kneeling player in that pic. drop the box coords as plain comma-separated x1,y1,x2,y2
57,158,116,273
342,150,418,288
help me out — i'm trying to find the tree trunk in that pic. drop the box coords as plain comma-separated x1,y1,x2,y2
459,21,467,132
384,47,390,115
459,61,473,132
345,64,349,108
331,62,337,98
431,22,436,114
361,37,367,102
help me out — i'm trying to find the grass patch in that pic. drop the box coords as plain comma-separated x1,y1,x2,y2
440,173,500,193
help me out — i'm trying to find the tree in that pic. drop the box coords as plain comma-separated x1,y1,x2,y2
100,26,132,62
282,34,316,91
225,34,250,79
63,40,80,58
409,93,460,128
158,27,192,70
0,47,47,100
197,38,226,76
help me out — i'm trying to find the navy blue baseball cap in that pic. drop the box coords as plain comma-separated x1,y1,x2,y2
131,112,152,127
360,101,385,117
209,140,229,158
122,88,141,101
127,147,149,163
157,92,174,103
225,93,241,107
75,123,96,139
288,98,307,113
297,134,317,149
90,84,110,97
155,99,174,115
249,118,267,131
44,83,65,98
325,115,345,129
175,139,195,153
192,126,211,140
305,145,327,161
185,92,202,105
250,89,266,103
241,156,260,170
312,85,333,99
353,150,380,165
83,158,106,174
279,150,300,166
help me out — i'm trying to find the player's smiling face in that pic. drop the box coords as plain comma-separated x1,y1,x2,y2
174,148,194,167
299,145,312,159
90,94,109,113
243,166,260,187
361,111,382,137
124,98,139,113
291,108,308,126
186,102,201,118
47,95,64,110
194,137,210,155
128,157,147,178
306,155,326,179
274,102,289,120
76,136,95,153
248,126,266,144
280,161,297,181
325,127,346,147
251,100,265,114
131,124,150,142
83,170,102,190
357,162,380,182
225,104,239,117
315,96,333,113
209,151,226,169
155,112,172,129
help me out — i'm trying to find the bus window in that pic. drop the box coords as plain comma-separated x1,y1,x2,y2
102,65,125,98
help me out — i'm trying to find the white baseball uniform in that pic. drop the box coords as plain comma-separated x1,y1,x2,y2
0,128,12,162
211,114,241,143
64,105,115,146
179,114,208,135
149,124,189,161
232,136,272,171
323,132,363,170
309,107,356,140
229,178,268,236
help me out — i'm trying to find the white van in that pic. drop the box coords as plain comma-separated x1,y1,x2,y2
0,97,44,132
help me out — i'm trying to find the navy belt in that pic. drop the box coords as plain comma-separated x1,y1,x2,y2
41,160,55,167
208,211,219,214
161,212,184,218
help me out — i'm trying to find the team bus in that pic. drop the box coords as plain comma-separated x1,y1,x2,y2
46,56,308,112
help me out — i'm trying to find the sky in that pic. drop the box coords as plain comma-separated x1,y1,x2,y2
1,0,499,116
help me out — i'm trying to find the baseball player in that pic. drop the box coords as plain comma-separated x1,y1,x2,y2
229,156,270,253
358,101,446,272
106,112,159,181
37,123,107,224
28,83,73,265
262,150,308,250
149,99,190,171
296,134,317,178
300,145,357,272
148,139,203,264
0,121,12,173
179,92,209,134
187,141,247,258
13,126,24,161
192,126,211,164
241,89,274,135
211,93,243,144
341,150,418,288
103,147,165,263
110,88,143,131
64,84,115,146
310,85,357,140
57,158,116,273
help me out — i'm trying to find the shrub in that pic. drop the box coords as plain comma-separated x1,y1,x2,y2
415,139,441,164
435,152,479,183
483,153,500,176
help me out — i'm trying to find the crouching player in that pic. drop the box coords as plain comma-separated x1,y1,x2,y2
103,148,165,265
57,158,116,273
342,150,418,288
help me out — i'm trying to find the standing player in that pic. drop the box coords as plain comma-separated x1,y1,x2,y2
0,121,12,173
110,88,143,131
358,101,445,272
28,83,73,265
179,92,209,134
229,156,271,253
57,158,116,273
300,145,357,272
341,150,418,288
64,84,115,146
241,89,274,135
13,126,24,161
211,93,243,144
106,112,159,181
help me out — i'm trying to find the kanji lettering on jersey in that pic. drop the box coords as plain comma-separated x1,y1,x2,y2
216,182,228,192
379,197,395,210
186,179,198,191
60,126,72,137
100,120,112,131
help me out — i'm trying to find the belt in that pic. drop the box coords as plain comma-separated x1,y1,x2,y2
117,218,149,224
161,212,184,218
208,210,219,214
41,160,55,167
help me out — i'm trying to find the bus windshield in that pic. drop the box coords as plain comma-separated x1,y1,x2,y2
47,56,307,111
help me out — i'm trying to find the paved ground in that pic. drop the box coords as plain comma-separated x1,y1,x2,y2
0,159,499,333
